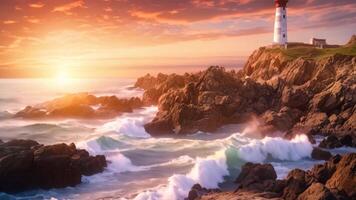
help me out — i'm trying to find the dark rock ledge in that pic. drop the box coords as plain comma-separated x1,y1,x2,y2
187,153,356,200
0,139,107,193
14,93,143,119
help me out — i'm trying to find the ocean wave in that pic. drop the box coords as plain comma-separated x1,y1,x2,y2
134,134,313,200
77,136,147,174
237,134,313,163
97,106,157,139
98,117,151,138
134,150,228,200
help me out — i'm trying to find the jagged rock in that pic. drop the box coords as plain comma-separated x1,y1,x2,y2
309,154,341,184
339,134,356,147
191,154,355,200
297,183,336,200
135,36,356,136
235,163,278,192
311,148,332,160
319,136,343,149
326,153,356,198
186,184,221,200
0,140,107,193
282,87,309,110
15,93,143,119
282,169,316,200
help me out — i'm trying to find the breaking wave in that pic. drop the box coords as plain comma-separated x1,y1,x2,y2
237,134,313,163
135,134,313,200
77,136,146,173
97,106,158,139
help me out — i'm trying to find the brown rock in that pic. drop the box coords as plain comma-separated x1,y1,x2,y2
319,136,343,149
0,140,107,193
297,183,336,200
235,163,277,192
14,93,143,119
326,153,356,198
282,169,316,200
282,87,309,110
311,148,332,160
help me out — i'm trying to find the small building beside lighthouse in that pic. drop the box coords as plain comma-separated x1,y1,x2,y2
273,0,288,48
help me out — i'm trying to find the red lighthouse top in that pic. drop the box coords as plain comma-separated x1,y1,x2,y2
275,0,288,7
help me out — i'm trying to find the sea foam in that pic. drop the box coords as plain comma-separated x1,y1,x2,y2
135,134,313,200
77,136,146,173
97,106,158,139
98,116,151,138
134,150,228,200
238,134,313,163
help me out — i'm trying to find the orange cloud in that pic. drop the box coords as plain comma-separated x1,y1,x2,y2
53,0,85,12
3,20,16,24
29,3,45,8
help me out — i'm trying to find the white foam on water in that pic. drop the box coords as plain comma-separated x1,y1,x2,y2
97,106,158,139
107,153,147,173
134,134,313,200
272,163,293,179
98,117,151,138
238,134,313,163
134,150,228,200
77,137,146,174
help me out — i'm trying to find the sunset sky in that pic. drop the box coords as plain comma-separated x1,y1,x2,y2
0,0,355,78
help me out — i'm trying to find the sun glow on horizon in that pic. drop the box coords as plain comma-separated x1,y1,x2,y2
55,71,72,85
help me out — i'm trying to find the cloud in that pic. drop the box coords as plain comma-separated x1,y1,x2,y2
53,0,85,12
3,20,16,24
29,3,45,8
27,18,40,24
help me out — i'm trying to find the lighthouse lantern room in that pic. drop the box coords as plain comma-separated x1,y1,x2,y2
273,0,288,47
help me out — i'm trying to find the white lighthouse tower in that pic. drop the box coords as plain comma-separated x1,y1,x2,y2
273,0,288,47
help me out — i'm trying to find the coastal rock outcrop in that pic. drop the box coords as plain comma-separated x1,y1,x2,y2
187,153,355,200
235,163,281,193
136,37,356,136
311,148,332,160
0,139,107,193
319,134,356,149
14,93,142,119
142,66,275,135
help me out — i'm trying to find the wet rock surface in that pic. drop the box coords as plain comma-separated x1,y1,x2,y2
136,38,356,136
319,134,356,149
187,153,356,200
14,93,143,119
311,148,332,160
0,139,107,193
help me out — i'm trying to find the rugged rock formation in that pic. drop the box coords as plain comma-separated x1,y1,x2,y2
319,134,356,149
234,163,283,193
141,66,275,135
187,153,355,200
186,184,222,200
311,148,332,160
14,93,142,119
0,139,107,193
136,37,356,136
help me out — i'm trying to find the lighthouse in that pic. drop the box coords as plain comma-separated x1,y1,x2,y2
273,0,288,47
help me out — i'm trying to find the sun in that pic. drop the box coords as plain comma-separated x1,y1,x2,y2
55,71,71,85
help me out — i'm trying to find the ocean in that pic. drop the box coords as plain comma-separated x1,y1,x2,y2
0,78,354,200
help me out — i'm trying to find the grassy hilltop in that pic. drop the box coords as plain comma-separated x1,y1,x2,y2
267,35,356,61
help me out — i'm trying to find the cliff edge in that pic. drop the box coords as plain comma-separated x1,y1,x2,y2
135,36,356,140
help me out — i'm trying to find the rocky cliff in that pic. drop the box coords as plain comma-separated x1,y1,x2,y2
187,153,356,200
136,36,356,139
